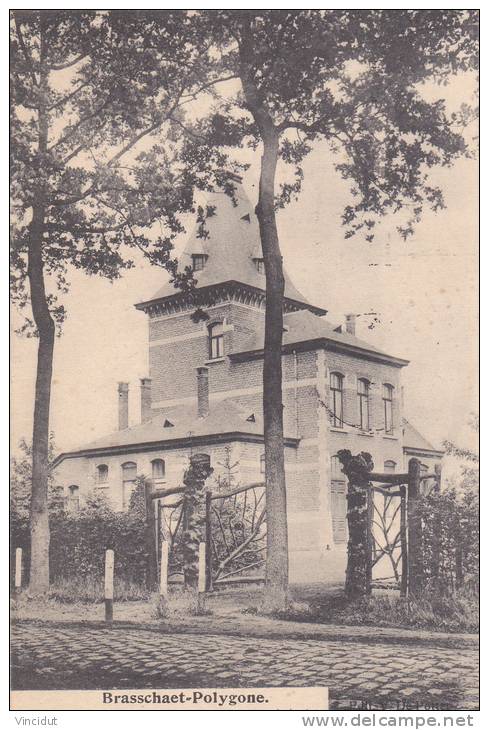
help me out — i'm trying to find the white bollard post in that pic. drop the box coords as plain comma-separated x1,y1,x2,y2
104,549,114,622
15,548,22,593
197,542,206,613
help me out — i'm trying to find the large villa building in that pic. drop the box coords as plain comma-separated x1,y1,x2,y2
53,183,443,583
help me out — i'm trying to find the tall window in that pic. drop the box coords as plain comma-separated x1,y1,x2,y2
121,461,137,508
67,485,80,512
357,378,370,431
208,322,224,359
384,460,396,473
192,254,206,271
330,372,344,427
151,458,165,482
383,384,394,434
331,455,347,543
260,453,265,474
97,464,108,484
255,258,265,274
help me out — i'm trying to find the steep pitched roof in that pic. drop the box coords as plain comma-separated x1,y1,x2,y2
53,400,298,465
402,419,443,456
230,308,409,367
137,183,324,314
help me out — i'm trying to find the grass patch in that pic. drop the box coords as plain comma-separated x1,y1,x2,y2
48,575,150,603
270,585,479,634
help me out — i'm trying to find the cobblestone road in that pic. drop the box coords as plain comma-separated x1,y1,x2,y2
11,622,478,711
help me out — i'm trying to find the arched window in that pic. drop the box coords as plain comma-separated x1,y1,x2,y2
383,383,394,434
208,322,224,359
384,460,396,473
97,464,108,484
151,458,165,482
330,372,344,428
330,456,347,543
260,453,265,474
67,485,80,512
357,378,370,431
121,461,137,508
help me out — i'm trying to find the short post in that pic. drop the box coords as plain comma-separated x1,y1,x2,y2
14,548,22,594
104,549,114,623
197,542,206,613
407,458,423,595
158,540,169,617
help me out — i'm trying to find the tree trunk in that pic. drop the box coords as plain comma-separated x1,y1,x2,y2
238,31,289,613
27,209,55,594
258,131,289,613
27,25,56,595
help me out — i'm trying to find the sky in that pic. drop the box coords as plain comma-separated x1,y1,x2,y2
11,140,478,459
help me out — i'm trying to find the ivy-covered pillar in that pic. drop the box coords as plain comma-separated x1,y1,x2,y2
182,453,213,589
337,450,374,599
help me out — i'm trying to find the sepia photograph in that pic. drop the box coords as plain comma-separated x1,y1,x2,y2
10,7,479,714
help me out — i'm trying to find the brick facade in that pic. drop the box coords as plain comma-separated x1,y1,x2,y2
53,184,442,585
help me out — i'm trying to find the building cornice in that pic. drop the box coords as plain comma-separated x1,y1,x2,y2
52,431,300,469
134,280,326,318
230,337,409,369
403,446,445,459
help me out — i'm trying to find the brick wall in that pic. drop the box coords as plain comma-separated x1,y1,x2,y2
54,294,418,584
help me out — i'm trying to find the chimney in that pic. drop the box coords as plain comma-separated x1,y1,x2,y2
345,313,356,336
196,366,209,418
140,377,152,423
118,382,129,430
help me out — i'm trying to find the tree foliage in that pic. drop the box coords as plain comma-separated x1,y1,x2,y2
10,10,243,332
10,9,241,591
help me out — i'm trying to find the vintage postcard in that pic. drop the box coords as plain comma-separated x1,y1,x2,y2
10,7,479,717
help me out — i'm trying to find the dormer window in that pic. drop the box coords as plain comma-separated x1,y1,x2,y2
192,254,207,271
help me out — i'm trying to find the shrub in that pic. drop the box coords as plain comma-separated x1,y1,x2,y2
48,575,150,603
10,482,150,588
419,484,479,590
270,585,478,633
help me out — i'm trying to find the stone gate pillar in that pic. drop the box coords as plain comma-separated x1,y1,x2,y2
337,450,374,598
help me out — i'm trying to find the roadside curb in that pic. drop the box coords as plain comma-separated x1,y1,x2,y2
11,617,479,650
